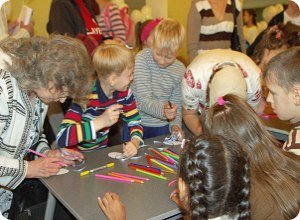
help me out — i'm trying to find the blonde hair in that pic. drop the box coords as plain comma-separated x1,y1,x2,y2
0,34,94,105
92,44,134,78
153,18,185,55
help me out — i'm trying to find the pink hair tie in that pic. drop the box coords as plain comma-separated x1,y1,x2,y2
140,18,162,43
217,96,226,106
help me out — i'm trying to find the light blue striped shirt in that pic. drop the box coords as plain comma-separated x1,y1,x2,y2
131,48,185,129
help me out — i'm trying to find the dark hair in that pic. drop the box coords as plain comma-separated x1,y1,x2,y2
252,22,300,65
244,9,257,25
134,19,153,51
179,135,250,219
264,46,300,92
202,94,300,218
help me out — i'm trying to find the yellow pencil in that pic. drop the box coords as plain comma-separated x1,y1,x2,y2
136,169,167,180
150,159,175,172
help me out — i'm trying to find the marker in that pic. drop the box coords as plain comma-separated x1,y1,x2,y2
80,163,115,176
136,169,167,180
27,149,67,166
95,174,133,183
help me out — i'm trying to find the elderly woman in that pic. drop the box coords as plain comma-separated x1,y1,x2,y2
0,34,93,217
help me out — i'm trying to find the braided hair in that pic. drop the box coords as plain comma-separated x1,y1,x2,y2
179,135,250,220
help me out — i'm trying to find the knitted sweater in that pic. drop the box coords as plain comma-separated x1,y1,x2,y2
57,79,143,152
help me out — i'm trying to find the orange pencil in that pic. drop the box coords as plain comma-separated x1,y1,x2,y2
108,172,144,184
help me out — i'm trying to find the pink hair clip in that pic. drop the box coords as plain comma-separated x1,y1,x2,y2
217,96,226,106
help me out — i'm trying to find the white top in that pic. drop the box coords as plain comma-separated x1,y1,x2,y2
182,49,262,112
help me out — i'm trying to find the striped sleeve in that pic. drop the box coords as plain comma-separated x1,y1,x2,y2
121,89,143,142
132,52,165,119
56,103,96,148
108,4,126,42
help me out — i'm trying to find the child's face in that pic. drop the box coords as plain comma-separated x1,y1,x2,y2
266,80,298,121
112,67,134,92
152,47,177,68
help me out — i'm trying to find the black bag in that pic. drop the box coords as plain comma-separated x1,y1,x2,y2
8,145,49,220
231,0,241,51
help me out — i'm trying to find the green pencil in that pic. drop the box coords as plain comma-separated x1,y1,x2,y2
136,169,167,180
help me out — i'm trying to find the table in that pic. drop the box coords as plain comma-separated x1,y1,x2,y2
41,137,181,220
261,117,293,141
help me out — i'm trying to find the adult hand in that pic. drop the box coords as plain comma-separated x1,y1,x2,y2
47,148,84,166
98,192,126,220
26,157,63,178
122,139,139,157
163,102,177,121
93,104,123,131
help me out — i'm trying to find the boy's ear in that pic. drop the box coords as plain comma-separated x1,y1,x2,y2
294,87,300,106
108,74,116,87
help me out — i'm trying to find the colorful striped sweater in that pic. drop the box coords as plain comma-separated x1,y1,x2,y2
56,79,143,152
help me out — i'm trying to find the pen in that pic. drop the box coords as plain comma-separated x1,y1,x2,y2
168,101,172,109
27,149,66,166
136,169,167,180
95,174,133,183
80,163,115,176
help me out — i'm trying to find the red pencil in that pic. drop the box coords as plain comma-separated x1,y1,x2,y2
128,165,161,175
149,148,170,162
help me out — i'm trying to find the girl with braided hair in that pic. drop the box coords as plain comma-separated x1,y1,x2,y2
172,134,251,220
202,94,300,219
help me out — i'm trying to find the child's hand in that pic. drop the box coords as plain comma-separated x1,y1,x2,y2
163,102,177,121
171,125,185,140
122,139,139,157
93,104,123,131
98,192,126,220
170,189,180,205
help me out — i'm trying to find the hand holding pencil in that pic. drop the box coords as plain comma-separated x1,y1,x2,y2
163,101,177,121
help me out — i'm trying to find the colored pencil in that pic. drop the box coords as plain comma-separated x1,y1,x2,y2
129,165,161,175
80,163,115,176
136,169,167,180
109,172,149,181
128,163,161,172
161,151,179,160
95,174,133,183
154,159,177,170
27,149,66,166
108,173,144,184
163,149,179,157
149,148,170,162
151,159,175,172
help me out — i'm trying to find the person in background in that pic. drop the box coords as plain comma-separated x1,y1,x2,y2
98,134,251,220
243,9,259,46
187,0,246,62
202,94,300,219
264,47,300,156
56,44,143,156
94,0,126,42
134,18,161,52
131,19,185,139
247,0,300,57
182,49,263,135
251,22,300,72
0,35,89,217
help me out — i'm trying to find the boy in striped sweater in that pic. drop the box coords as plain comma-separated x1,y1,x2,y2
57,44,143,156
131,19,185,139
